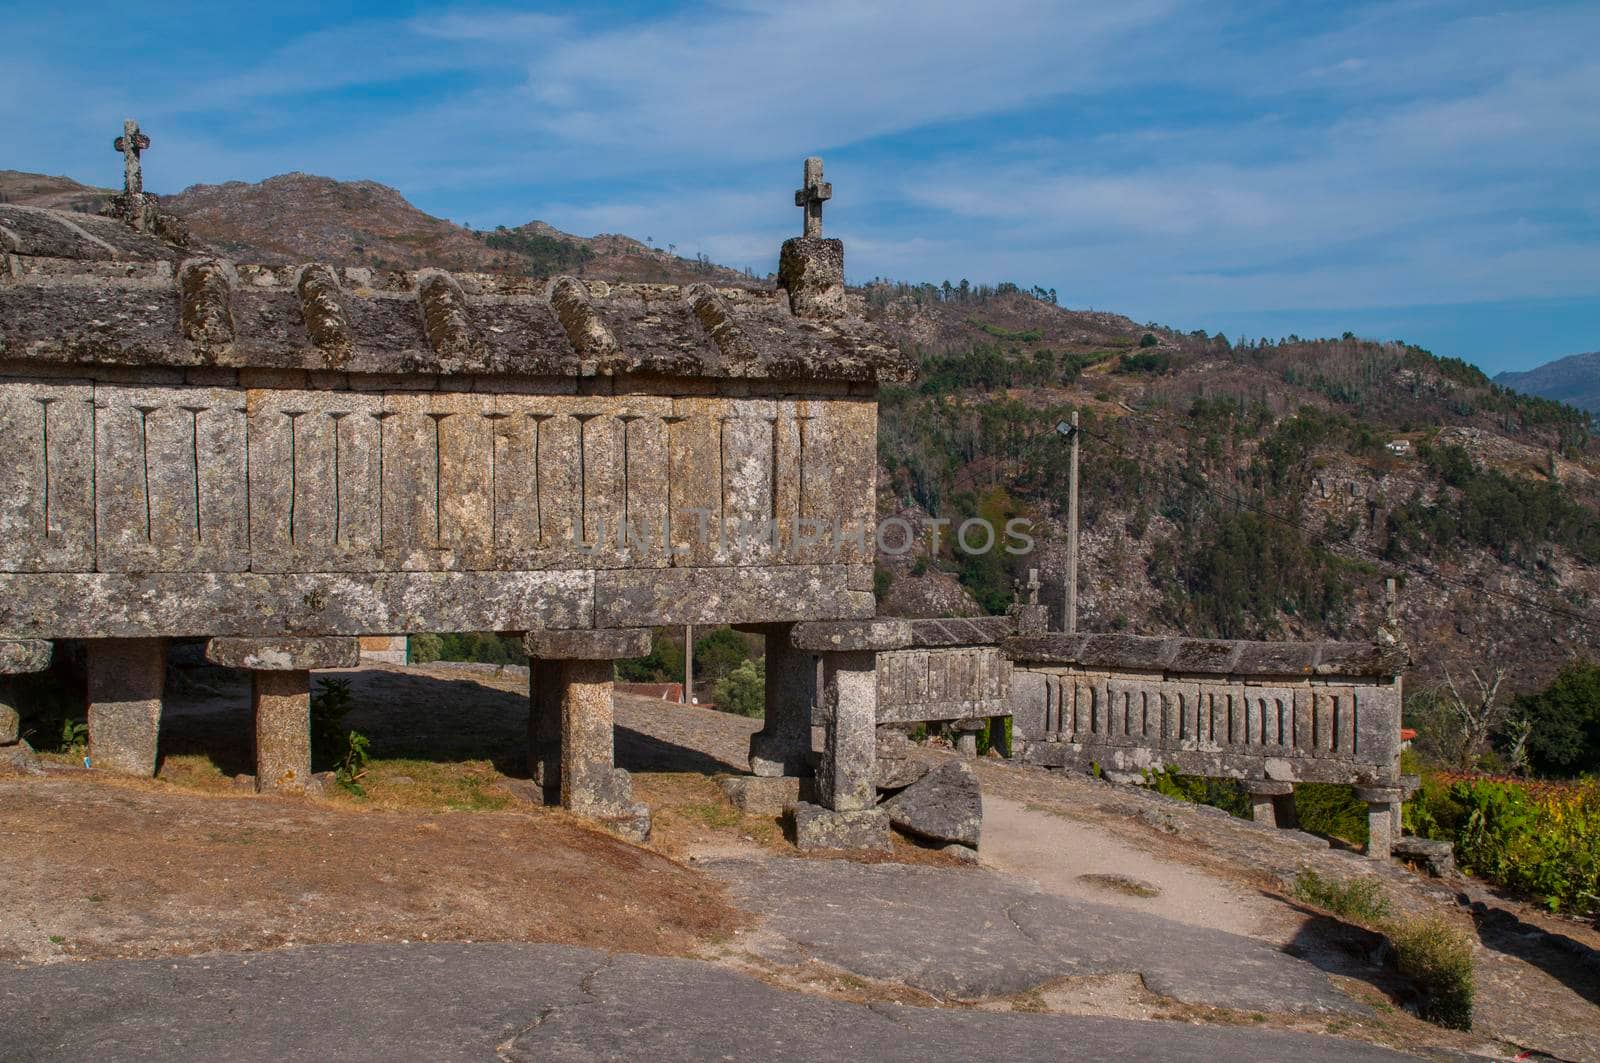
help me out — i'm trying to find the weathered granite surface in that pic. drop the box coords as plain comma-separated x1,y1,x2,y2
524,627,651,661
86,638,165,776
1004,633,1405,677
790,802,890,851
0,640,52,675
0,205,912,384
880,760,983,848
205,636,360,671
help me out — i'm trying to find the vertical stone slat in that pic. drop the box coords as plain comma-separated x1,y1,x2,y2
0,379,93,572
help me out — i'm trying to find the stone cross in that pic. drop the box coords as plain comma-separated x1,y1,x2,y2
793,156,832,238
113,119,151,196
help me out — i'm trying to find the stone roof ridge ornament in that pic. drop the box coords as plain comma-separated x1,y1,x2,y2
777,156,845,321
106,117,186,241
794,156,832,238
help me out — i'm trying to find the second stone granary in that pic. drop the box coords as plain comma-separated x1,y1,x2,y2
0,158,909,839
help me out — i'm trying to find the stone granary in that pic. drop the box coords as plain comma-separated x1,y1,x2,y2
0,141,912,841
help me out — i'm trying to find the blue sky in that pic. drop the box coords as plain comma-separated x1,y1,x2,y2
6,0,1597,374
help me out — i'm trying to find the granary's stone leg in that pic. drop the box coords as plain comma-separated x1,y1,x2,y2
204,637,360,793
954,719,985,759
1355,785,1404,861
1,640,54,750
1247,780,1296,829
747,624,815,778
786,621,909,851
528,659,563,800
524,629,653,843
818,650,879,812
251,670,314,792
86,638,167,776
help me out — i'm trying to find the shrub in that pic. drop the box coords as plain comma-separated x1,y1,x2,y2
310,678,368,795
1412,777,1600,915
712,658,765,718
1390,918,1475,1030
407,633,443,664
1293,783,1370,845
693,626,750,686
1143,766,1251,818
1512,660,1600,777
617,630,686,684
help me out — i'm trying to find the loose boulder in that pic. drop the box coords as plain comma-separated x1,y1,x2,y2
880,760,982,848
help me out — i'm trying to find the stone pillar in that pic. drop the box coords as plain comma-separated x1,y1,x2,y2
818,650,879,812
786,620,908,850
954,719,985,759
0,640,53,750
524,628,653,842
744,623,815,778
205,637,360,793
1246,780,1296,829
1355,785,1404,861
86,638,167,776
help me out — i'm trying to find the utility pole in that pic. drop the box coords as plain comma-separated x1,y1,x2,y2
683,623,694,704
1056,412,1080,633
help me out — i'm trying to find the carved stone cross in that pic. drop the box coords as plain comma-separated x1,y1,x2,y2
793,156,832,238
113,119,151,196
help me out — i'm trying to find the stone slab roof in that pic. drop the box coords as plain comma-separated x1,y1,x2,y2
1003,633,1404,678
0,204,913,385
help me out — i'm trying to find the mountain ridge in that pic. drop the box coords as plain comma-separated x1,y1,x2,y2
1495,351,1600,414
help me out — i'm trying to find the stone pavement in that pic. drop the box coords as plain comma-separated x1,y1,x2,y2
710,857,1360,1014
0,942,1413,1062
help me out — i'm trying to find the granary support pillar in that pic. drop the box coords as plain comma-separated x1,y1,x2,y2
524,628,653,843
1,640,54,749
1246,780,1297,830
739,623,815,778
205,637,360,793
86,638,168,776
786,621,914,851
1355,784,1405,861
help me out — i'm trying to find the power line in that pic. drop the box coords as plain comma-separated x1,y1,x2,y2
1070,423,1600,633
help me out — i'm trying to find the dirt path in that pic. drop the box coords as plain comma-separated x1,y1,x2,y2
979,794,1280,939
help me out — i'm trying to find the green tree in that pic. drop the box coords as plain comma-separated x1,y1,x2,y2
712,658,766,717
1514,661,1600,777
694,626,750,686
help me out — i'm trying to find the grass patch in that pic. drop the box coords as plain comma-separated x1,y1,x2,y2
1292,869,1474,1029
349,758,515,812
1293,869,1392,923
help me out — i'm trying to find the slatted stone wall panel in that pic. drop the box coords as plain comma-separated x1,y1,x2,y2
875,646,1011,724
1013,668,1402,784
0,378,95,571
95,385,248,572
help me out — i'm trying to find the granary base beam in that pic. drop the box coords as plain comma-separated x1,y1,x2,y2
205,637,360,793
524,629,653,843
86,638,167,776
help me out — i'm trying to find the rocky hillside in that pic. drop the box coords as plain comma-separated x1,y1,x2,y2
1497,351,1600,414
866,284,1599,694
6,168,1596,694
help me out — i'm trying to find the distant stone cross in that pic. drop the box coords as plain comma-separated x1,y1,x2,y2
794,156,832,238
113,119,151,196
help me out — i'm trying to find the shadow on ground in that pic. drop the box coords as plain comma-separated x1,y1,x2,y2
153,662,742,782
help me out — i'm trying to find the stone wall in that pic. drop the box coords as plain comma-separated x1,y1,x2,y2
0,371,877,637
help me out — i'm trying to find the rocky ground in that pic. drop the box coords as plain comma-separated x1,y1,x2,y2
2,661,1596,1061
